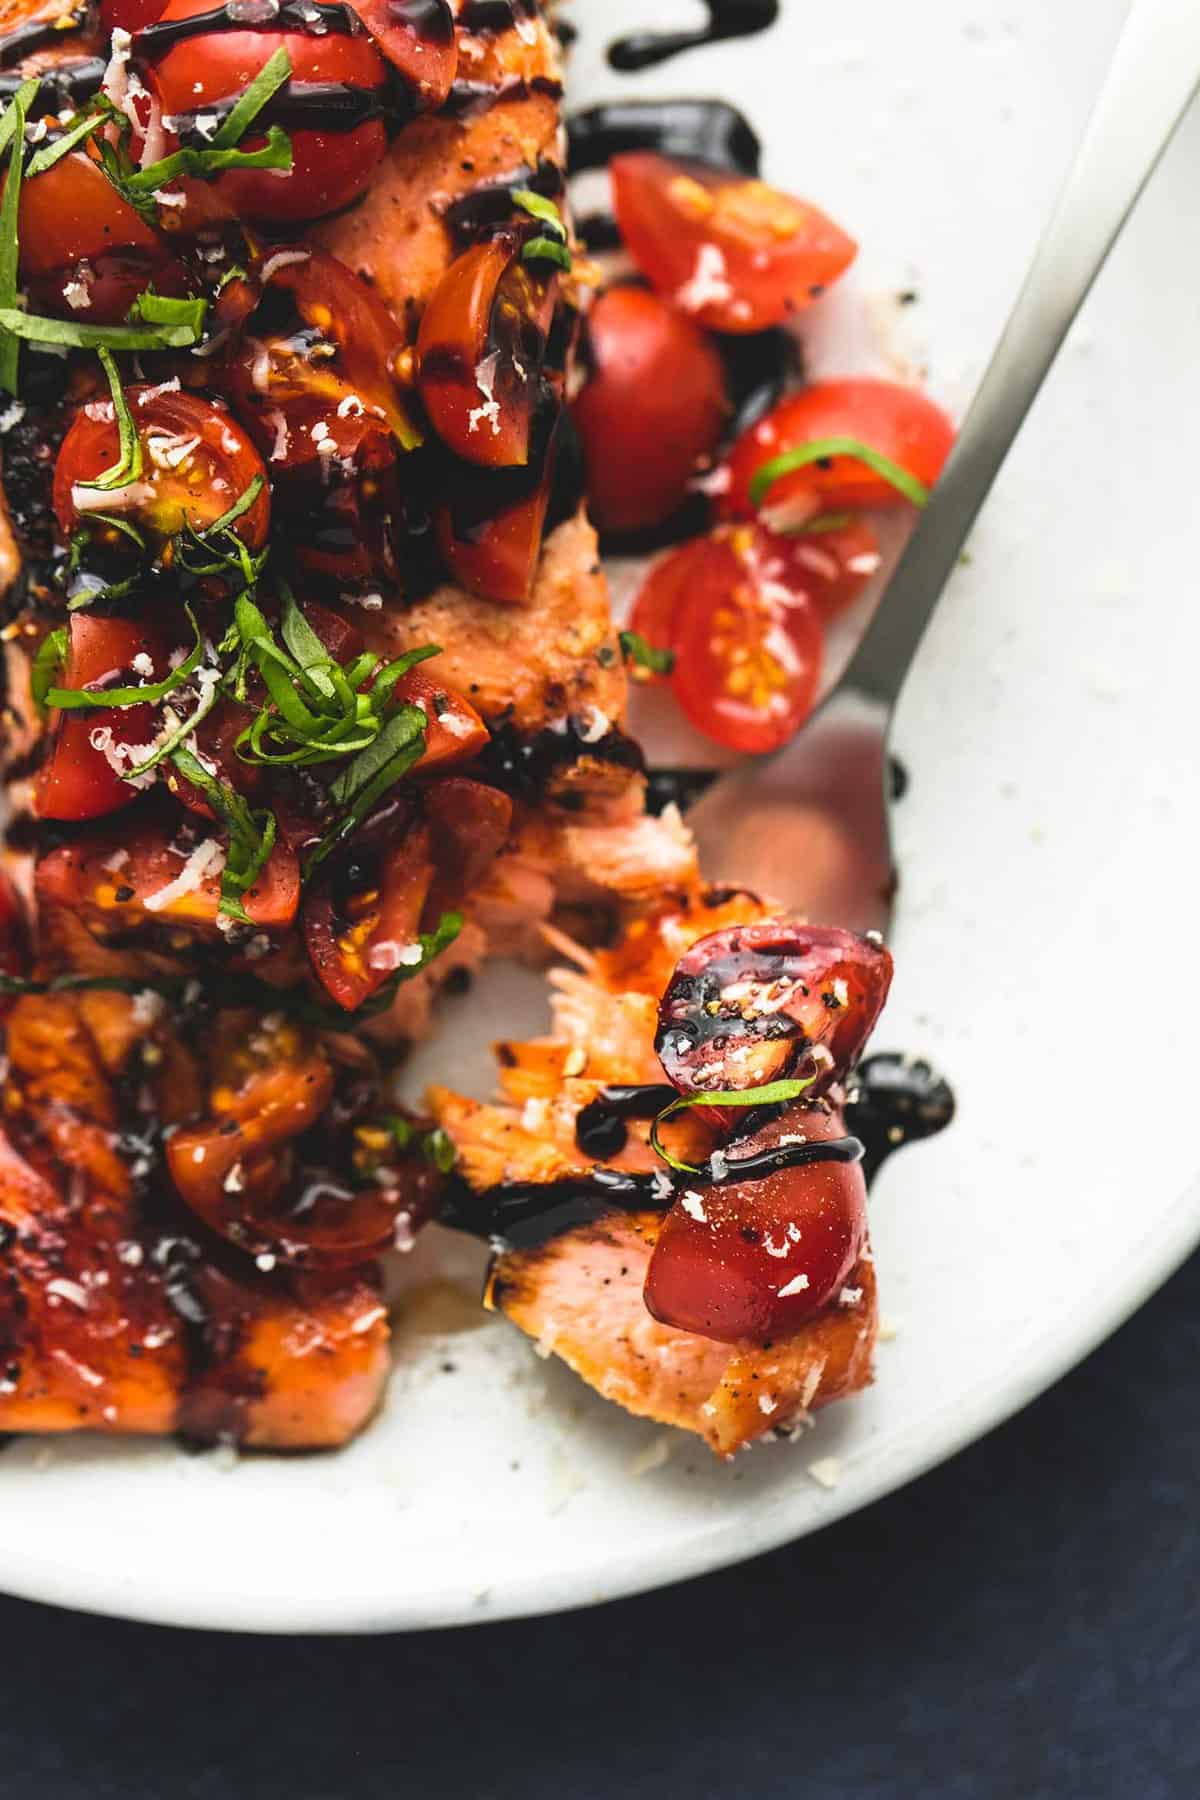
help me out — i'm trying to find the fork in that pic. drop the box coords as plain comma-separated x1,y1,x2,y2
685,0,1200,935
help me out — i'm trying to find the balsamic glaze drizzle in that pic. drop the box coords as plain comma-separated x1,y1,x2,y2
0,9,86,68
608,0,779,73
170,81,387,140
567,99,760,177
845,1054,956,1183
136,0,362,55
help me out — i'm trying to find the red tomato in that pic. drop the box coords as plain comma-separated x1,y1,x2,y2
627,534,694,683
303,812,434,1011
722,379,956,528
655,920,893,1098
102,0,164,29
417,239,556,469
394,670,490,770
143,0,388,222
752,516,882,618
643,1104,867,1344
35,816,301,935
436,448,556,602
611,152,856,334
33,616,178,822
53,386,270,551
572,285,727,534
14,150,186,323
345,0,456,108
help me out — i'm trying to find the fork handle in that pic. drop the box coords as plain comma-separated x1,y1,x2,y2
842,0,1200,708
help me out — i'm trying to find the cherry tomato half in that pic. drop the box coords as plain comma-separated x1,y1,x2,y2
611,152,857,334
417,238,556,469
643,1102,867,1344
53,386,271,551
345,0,456,108
722,378,956,529
632,530,823,752
572,284,727,535
14,149,186,324
753,516,882,618
34,615,178,822
655,920,894,1097
143,0,389,222
435,412,563,602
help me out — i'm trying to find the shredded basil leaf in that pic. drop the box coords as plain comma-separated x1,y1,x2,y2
303,704,428,877
169,748,278,923
0,80,37,395
77,347,143,492
619,629,675,675
649,1075,819,1175
210,46,292,149
0,307,203,351
389,1117,458,1173
45,605,204,711
512,187,567,235
26,102,110,178
749,436,931,512
521,235,572,271
29,627,68,717
124,126,292,200
126,290,208,337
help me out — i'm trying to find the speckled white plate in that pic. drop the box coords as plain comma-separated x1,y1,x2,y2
4,0,1199,1634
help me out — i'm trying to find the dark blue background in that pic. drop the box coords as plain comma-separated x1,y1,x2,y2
1,1253,1196,1800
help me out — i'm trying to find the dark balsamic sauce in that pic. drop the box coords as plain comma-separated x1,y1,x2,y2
844,1054,956,1183
170,81,387,141
0,9,86,67
889,755,910,803
477,714,644,804
441,156,563,251
574,1083,675,1159
721,327,802,441
567,99,760,177
458,0,534,31
0,57,106,113
443,73,562,120
444,1135,864,1250
644,767,718,817
608,0,779,73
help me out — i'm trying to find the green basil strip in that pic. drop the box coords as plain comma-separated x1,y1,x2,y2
77,347,143,492
619,629,675,675
0,81,37,396
649,1074,819,1175
125,125,292,198
170,747,278,921
0,308,202,351
29,627,68,717
210,46,292,150
748,435,931,512
126,290,208,338
368,643,440,709
303,705,427,877
521,235,571,271
123,667,222,781
45,605,205,710
26,104,110,178
511,187,567,236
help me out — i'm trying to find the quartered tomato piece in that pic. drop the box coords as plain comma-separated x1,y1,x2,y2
35,814,300,937
656,919,893,1097
633,530,823,753
572,284,727,534
722,379,956,528
15,149,186,323
393,670,490,769
303,807,434,1012
53,386,270,553
643,1103,868,1343
611,152,857,334
417,238,556,468
753,516,882,618
436,404,565,602
33,615,178,822
345,0,456,109
142,0,389,221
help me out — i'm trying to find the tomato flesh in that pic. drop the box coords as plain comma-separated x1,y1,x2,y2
53,386,270,552
34,616,177,822
15,150,186,324
345,0,456,108
144,0,388,222
572,285,727,534
722,378,956,528
611,152,856,334
643,1103,867,1343
655,920,894,1097
753,516,882,618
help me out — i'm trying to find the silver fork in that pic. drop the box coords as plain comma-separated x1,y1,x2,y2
686,0,1200,935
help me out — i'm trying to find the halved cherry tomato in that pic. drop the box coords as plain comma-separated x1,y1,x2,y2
656,920,893,1097
436,444,557,603
611,152,857,334
417,238,556,468
33,615,179,822
722,378,956,529
643,1102,867,1343
303,808,434,1011
420,775,511,915
14,149,186,324
142,0,389,222
753,516,882,618
53,386,270,551
345,0,456,108
572,284,727,534
35,814,301,936
632,530,823,751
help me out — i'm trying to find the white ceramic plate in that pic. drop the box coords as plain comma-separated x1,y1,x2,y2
4,0,1199,1634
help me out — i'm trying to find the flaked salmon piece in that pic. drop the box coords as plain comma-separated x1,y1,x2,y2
314,13,564,332
430,889,879,1455
488,1217,876,1457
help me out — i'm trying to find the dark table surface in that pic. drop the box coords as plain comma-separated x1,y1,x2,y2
1,1250,1197,1800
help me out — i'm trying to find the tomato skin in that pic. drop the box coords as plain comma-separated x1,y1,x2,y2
14,151,186,324
394,670,489,770
144,0,388,222
753,517,882,618
417,240,554,469
611,152,857,334
656,920,893,1098
436,452,555,602
572,285,727,534
53,386,270,551
345,0,456,108
722,379,956,527
641,529,823,754
33,616,177,822
643,1104,867,1344
102,0,165,30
